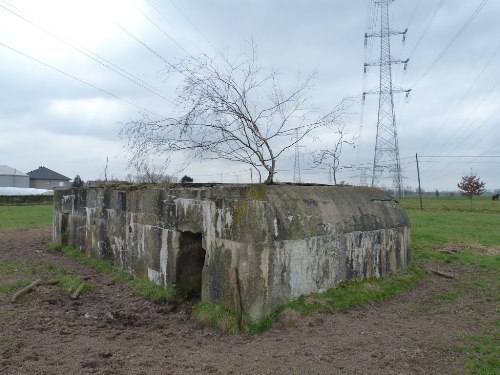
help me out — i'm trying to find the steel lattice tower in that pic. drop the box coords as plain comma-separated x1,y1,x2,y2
293,129,302,183
364,0,409,197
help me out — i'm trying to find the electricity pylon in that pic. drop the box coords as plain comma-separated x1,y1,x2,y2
358,166,371,186
293,129,302,183
363,0,410,197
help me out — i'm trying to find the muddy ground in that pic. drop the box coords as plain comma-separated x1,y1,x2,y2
0,227,496,374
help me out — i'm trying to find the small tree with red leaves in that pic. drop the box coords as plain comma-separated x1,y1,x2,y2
457,172,485,209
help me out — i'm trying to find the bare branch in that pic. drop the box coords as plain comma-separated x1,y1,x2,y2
308,123,357,185
121,43,350,184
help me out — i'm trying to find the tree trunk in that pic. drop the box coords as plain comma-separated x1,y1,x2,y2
264,172,273,184
264,158,276,184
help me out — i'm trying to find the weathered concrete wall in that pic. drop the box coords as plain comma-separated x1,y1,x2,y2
53,184,411,321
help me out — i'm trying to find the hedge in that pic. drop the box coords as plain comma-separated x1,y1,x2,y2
0,195,54,205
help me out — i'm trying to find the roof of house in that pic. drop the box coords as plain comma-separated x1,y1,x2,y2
27,166,70,181
0,165,28,177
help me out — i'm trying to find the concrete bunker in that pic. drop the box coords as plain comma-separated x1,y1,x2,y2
53,184,411,321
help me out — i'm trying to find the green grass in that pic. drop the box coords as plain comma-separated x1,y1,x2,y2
0,280,31,295
401,195,500,374
289,264,426,314
192,302,239,334
246,263,427,335
433,286,464,303
247,195,499,333
400,195,500,213
2,198,498,373
49,243,176,303
0,262,38,300
453,330,500,375
400,197,500,271
450,270,500,374
408,210,500,248
0,261,92,302
57,273,91,295
203,195,500,338
0,204,52,230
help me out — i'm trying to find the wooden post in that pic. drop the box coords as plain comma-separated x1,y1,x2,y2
416,153,423,210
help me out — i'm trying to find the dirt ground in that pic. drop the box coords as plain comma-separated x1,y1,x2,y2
0,227,496,374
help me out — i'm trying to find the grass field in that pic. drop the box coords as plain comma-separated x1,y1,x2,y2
400,194,500,213
0,196,498,373
401,195,500,374
0,204,52,230
400,196,500,267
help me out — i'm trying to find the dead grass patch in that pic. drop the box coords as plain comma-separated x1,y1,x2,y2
439,241,500,256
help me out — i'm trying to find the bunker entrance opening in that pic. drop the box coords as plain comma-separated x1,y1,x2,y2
61,213,69,246
176,231,205,299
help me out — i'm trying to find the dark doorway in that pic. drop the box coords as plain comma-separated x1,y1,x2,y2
61,213,69,246
176,232,205,299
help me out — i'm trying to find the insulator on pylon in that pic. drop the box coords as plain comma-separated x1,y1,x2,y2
403,58,409,70
402,28,408,43
362,93,366,101
364,33,368,46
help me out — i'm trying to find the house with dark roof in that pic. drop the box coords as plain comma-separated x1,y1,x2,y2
27,166,71,189
0,165,29,188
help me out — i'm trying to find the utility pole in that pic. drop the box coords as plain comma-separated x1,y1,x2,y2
293,129,302,183
416,153,423,210
363,0,410,198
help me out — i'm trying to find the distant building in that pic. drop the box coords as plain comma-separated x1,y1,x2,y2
0,165,29,188
27,166,71,189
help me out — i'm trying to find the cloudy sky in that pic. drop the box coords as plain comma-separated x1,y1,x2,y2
1,0,499,192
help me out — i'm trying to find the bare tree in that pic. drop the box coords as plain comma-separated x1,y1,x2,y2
457,171,485,209
120,43,350,184
132,157,173,184
309,124,357,185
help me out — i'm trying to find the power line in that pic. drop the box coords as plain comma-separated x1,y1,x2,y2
407,0,445,59
420,40,500,155
144,0,205,53
166,0,217,52
439,78,500,155
0,41,165,118
406,0,422,31
363,0,379,70
391,0,433,127
136,5,195,58
417,155,500,158
0,1,178,106
421,161,499,164
412,0,489,88
458,104,500,150
117,23,169,65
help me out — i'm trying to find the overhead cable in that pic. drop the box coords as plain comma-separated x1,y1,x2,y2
0,41,165,118
412,0,489,88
